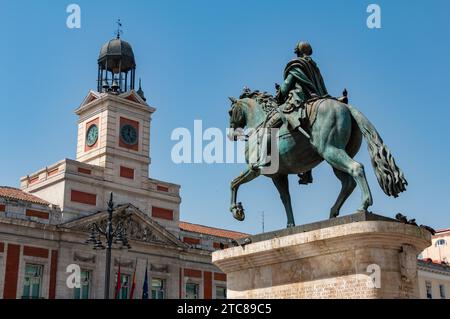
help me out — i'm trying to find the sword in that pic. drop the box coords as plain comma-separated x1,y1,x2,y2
297,125,311,139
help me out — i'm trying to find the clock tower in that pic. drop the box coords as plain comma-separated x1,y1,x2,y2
21,34,181,230
75,36,155,188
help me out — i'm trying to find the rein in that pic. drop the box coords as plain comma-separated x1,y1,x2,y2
246,108,275,149
238,100,279,143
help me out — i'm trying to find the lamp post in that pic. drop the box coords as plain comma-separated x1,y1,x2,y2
85,192,131,299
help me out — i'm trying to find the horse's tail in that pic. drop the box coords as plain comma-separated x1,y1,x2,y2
346,104,407,197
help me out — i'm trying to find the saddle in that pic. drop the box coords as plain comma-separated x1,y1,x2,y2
277,89,349,133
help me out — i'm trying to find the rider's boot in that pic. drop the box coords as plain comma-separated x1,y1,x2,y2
298,170,313,185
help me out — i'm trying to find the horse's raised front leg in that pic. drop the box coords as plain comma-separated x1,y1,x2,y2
230,167,261,221
271,174,295,227
330,167,356,218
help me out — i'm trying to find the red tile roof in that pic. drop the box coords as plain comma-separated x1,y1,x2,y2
0,187,50,206
432,228,450,239
419,258,450,268
179,221,249,240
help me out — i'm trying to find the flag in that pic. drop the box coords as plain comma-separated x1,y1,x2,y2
142,266,149,299
129,266,137,299
114,263,121,299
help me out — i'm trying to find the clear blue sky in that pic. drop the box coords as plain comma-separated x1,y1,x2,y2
1,0,449,234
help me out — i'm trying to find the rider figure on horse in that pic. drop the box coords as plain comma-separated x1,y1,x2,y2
275,41,329,185
276,42,328,104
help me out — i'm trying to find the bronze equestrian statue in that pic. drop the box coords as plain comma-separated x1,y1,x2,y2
227,41,407,228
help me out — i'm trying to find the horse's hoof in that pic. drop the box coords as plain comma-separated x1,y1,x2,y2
231,203,245,221
329,210,339,219
287,223,295,228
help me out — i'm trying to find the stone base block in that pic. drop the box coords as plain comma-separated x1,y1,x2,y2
212,212,431,299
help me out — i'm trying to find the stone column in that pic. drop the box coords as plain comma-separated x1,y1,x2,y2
212,212,431,299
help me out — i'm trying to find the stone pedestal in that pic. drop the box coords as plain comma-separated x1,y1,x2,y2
212,212,431,299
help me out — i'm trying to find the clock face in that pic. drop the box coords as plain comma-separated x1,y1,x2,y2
120,124,138,145
86,124,98,147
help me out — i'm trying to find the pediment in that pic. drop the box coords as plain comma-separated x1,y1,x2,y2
75,90,155,116
78,90,103,108
61,204,187,249
119,90,147,105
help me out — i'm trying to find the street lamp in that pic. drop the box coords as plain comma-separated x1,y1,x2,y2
85,192,131,299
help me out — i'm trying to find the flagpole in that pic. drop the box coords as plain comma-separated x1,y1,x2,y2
142,258,149,299
114,257,121,299
130,257,138,299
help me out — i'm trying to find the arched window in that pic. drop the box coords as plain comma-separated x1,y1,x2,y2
435,239,447,247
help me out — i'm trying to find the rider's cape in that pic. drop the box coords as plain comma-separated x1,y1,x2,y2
284,56,328,98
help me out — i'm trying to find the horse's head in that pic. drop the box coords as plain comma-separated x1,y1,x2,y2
227,88,273,141
227,96,247,141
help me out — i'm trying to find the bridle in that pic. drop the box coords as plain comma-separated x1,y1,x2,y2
228,101,247,141
229,98,279,141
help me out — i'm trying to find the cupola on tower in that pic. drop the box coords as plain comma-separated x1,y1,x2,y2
97,32,136,93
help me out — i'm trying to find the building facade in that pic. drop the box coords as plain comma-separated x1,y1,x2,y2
417,228,450,299
418,259,450,299
0,36,247,299
420,228,450,263
0,189,245,299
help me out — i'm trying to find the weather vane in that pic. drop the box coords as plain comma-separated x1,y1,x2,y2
115,18,123,39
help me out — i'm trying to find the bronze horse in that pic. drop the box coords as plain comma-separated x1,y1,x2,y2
227,90,407,227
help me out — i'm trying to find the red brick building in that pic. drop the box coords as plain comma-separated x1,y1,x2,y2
0,187,247,299
0,35,248,299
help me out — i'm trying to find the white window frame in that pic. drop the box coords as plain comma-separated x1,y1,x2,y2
22,263,44,299
69,255,98,299
74,269,92,299
150,277,166,299
214,285,227,299
115,272,131,299
149,270,170,299
435,239,447,247
425,281,433,299
18,254,50,299
184,279,201,299
439,284,446,299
